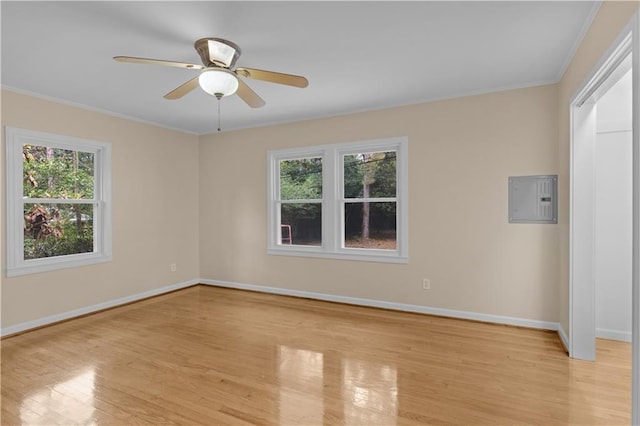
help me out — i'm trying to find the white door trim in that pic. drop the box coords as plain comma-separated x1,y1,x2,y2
569,9,638,422
569,99,598,360
570,24,632,361
632,10,640,425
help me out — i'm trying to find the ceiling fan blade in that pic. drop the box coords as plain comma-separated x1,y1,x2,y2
236,79,266,108
164,76,201,100
114,56,204,70
236,67,308,88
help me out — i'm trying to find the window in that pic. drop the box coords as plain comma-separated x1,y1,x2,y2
6,127,112,276
278,156,323,247
268,137,408,263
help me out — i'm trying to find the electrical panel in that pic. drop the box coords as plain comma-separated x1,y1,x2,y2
508,175,557,224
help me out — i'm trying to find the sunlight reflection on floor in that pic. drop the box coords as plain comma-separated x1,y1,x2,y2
21,368,96,426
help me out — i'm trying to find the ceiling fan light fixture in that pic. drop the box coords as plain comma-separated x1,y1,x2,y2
198,68,239,97
117,36,305,108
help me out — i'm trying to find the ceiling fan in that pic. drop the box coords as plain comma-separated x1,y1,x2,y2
114,37,309,108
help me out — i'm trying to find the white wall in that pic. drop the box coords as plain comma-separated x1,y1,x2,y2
595,70,632,342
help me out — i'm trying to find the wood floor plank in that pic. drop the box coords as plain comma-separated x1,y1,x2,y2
1,285,631,425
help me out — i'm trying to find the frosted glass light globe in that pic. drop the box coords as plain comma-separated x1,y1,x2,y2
198,69,239,97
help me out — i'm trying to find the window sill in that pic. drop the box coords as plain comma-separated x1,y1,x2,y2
267,247,408,264
7,253,112,277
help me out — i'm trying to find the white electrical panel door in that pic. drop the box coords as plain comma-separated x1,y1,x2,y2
508,175,557,224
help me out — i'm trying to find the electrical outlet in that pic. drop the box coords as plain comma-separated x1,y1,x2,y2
170,263,177,272
422,278,431,290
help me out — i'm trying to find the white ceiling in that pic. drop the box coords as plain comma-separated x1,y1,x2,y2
1,1,599,135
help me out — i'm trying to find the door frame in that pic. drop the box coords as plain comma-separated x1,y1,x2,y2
569,9,639,421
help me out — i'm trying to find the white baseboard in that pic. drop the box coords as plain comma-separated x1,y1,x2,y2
1,279,199,337
200,279,561,332
596,328,632,343
3,277,567,339
558,324,570,352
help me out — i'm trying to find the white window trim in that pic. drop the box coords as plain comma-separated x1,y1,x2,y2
267,137,408,263
5,127,112,277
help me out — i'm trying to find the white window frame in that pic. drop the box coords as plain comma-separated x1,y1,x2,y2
268,137,408,263
5,127,112,277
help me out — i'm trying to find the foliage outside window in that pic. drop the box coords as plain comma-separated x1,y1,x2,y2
268,137,408,263
279,157,323,246
343,151,397,250
6,127,112,276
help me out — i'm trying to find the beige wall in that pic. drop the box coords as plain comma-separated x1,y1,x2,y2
1,90,200,328
199,84,560,322
556,1,639,334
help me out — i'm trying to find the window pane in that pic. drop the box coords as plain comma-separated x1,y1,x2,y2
280,157,322,200
24,203,94,259
344,202,396,250
280,203,321,246
344,151,396,199
23,144,94,199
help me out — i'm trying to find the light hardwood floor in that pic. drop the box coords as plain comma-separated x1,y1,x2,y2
1,285,631,425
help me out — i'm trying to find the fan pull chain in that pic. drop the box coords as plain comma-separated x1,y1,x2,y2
215,93,222,132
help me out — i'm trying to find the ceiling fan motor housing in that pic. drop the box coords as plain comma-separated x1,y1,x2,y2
195,37,241,68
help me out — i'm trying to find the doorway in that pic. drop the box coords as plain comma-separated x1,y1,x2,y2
570,33,632,362
570,11,639,423
594,69,632,344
